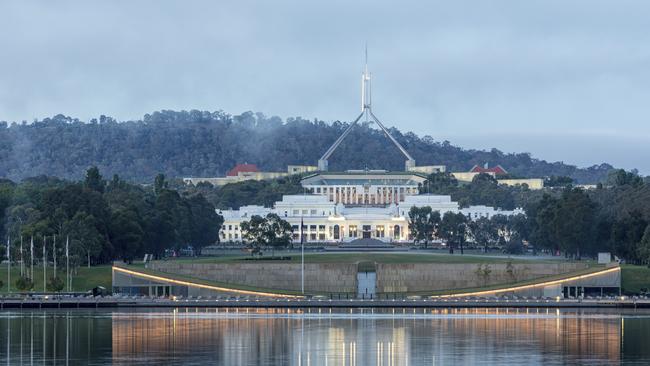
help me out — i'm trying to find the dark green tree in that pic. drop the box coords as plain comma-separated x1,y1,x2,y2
64,211,105,267
638,225,650,266
408,206,436,247
468,216,498,253
440,212,468,254
240,215,267,256
84,167,105,193
154,174,167,196
609,211,648,262
187,194,223,254
421,172,458,193
264,213,292,254
554,188,598,259
607,169,643,187
110,209,144,263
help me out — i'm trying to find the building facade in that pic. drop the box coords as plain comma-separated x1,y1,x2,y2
215,61,530,244
219,171,523,244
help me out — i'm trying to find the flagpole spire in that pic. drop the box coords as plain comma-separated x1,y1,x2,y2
319,45,416,171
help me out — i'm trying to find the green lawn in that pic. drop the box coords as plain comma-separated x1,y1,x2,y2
621,264,650,294
168,252,579,265
0,265,112,293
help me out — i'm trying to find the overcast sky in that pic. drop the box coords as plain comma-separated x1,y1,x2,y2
1,1,650,173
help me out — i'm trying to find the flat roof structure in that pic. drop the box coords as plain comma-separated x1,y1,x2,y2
301,171,427,187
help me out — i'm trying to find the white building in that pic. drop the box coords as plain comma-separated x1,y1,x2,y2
218,58,523,244
219,171,523,244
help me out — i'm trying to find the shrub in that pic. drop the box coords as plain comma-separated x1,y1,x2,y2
504,240,525,255
15,276,34,291
46,277,64,292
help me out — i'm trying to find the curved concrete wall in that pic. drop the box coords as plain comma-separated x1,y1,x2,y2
149,261,590,294
376,262,590,293
149,262,357,293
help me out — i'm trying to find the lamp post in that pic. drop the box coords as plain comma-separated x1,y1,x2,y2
20,236,23,278
53,235,56,279
66,236,70,292
43,237,46,292
300,216,304,295
30,236,34,282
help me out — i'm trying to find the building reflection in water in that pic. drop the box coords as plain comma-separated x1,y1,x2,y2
109,307,633,365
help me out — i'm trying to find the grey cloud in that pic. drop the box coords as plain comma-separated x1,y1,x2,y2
1,0,650,173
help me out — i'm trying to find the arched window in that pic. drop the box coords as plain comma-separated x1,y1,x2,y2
394,225,401,239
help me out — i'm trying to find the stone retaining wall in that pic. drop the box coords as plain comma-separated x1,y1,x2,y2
149,262,358,293
149,261,591,294
375,262,590,293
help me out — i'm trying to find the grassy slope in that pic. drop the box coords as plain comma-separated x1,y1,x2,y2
119,261,606,297
0,265,112,293
621,264,650,294
171,253,575,265
115,263,303,295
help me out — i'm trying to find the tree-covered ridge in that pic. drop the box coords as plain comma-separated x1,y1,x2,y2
0,110,614,183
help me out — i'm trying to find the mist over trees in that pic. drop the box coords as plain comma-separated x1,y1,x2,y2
0,110,614,184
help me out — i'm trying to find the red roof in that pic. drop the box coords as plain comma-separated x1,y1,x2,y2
226,164,260,176
470,164,508,175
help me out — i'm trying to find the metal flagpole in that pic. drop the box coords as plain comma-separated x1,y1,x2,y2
30,236,34,281
6,235,10,293
53,234,56,278
300,216,304,294
66,236,69,292
20,236,24,277
43,237,46,292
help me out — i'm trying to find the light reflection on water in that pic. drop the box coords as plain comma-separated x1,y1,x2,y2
1,308,650,365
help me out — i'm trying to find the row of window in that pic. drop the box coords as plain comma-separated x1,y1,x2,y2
221,222,406,241
314,186,415,194
221,232,239,240
287,224,403,240
287,209,332,217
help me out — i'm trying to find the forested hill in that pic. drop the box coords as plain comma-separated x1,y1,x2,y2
0,110,614,183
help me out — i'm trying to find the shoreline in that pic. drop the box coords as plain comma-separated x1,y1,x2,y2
1,297,649,309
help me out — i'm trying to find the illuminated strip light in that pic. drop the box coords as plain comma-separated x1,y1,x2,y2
113,266,303,298
434,266,621,298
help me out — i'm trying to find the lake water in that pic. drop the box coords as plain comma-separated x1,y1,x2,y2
1,307,650,365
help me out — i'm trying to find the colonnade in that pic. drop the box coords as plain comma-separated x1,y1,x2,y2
315,186,418,205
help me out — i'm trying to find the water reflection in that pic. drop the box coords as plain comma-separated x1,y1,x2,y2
0,311,112,365
1,308,649,365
